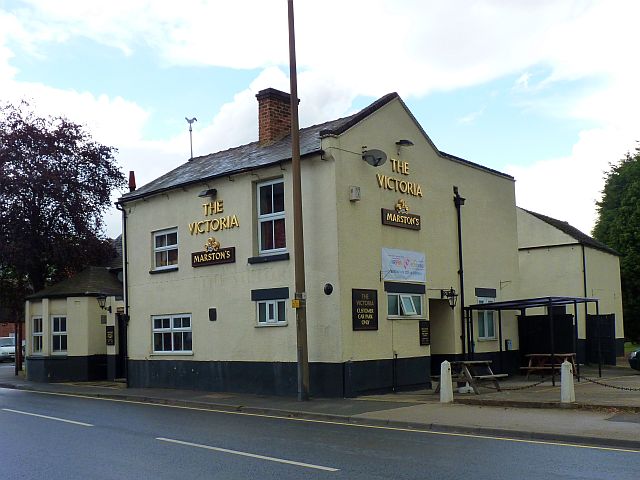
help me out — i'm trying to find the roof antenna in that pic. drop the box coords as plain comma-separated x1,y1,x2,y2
185,117,197,160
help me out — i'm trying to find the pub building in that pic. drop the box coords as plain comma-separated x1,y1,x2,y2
23,88,624,394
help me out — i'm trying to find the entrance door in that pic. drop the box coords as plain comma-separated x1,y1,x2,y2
586,314,616,365
116,314,128,379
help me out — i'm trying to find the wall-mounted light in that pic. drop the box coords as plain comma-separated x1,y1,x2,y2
97,295,112,313
198,188,217,198
395,139,414,155
441,287,458,309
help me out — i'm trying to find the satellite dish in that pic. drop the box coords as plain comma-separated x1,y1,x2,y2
362,149,387,167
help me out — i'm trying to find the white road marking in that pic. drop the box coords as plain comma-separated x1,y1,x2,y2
2,408,93,427
5,389,640,454
156,437,339,472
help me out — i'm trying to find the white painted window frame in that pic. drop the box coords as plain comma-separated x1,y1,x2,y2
51,315,67,354
477,297,496,340
32,316,43,354
256,299,287,325
153,228,179,270
257,179,286,255
152,314,192,353
387,293,424,318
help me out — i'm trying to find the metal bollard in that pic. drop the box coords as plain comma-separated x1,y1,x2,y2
561,360,575,403
440,360,454,403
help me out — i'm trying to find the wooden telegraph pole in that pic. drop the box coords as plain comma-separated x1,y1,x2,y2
288,0,310,401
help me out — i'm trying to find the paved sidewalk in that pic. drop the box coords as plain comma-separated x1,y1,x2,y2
1,363,639,450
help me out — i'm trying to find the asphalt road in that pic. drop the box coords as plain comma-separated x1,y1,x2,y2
1,386,639,480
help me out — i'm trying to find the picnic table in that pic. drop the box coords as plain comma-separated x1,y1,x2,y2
521,353,577,379
434,360,508,395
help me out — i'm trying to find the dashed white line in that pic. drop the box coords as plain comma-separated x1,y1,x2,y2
2,408,93,427
156,437,339,472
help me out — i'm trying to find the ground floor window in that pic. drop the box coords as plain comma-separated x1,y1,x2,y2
32,317,43,353
387,293,423,318
51,316,67,353
257,299,286,325
152,314,192,353
477,297,496,339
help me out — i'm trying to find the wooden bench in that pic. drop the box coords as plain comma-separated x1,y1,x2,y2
522,353,576,379
433,360,507,394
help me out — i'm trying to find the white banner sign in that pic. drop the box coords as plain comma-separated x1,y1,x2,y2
381,248,426,283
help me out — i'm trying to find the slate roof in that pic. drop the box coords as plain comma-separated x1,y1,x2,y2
119,92,512,203
521,209,620,256
26,266,123,300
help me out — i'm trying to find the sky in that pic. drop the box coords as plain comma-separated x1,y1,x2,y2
1,0,638,238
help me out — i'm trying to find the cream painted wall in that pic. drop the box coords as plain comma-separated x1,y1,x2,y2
327,98,520,359
123,158,342,364
585,248,624,338
25,297,109,357
517,208,576,248
517,208,624,340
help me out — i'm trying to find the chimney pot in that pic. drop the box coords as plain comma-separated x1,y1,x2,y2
129,171,136,192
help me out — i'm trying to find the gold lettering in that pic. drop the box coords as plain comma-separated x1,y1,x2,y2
416,185,423,197
230,215,239,228
211,218,220,231
376,173,386,188
220,217,228,230
189,223,197,234
197,221,205,234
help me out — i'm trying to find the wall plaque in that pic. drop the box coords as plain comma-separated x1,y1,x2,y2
419,320,431,346
191,237,236,267
352,289,378,331
381,199,420,230
106,325,115,346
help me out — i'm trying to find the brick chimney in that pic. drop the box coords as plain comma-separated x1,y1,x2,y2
256,88,291,145
128,171,136,192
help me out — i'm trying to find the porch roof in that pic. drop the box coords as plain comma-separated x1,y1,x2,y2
465,296,599,311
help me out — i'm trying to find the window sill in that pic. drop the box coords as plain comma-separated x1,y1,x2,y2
248,253,290,264
387,316,426,321
255,322,288,328
150,351,193,356
149,266,179,274
477,337,497,342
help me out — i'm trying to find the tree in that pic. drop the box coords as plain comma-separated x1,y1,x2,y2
593,146,640,342
0,101,126,319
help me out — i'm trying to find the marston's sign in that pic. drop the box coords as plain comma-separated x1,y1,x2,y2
192,237,236,267
381,198,421,230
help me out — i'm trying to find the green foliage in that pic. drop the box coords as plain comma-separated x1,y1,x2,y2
593,146,640,341
0,101,126,317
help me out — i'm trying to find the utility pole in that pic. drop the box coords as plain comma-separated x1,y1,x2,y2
288,0,310,401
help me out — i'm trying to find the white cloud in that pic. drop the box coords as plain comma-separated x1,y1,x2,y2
2,0,640,237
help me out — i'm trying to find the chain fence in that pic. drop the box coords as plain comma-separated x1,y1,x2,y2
574,373,640,392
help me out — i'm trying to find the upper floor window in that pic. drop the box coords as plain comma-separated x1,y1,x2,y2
257,179,286,254
477,297,496,340
153,228,178,270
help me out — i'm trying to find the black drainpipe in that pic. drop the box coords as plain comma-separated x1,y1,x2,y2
115,201,129,386
453,186,466,359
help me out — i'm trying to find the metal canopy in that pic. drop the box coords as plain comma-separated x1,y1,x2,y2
461,295,602,383
465,296,599,312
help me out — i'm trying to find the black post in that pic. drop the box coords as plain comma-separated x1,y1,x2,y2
549,299,556,387
573,301,580,381
596,301,602,378
498,309,503,373
453,186,466,358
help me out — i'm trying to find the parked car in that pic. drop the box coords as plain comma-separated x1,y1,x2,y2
630,347,640,371
0,337,15,362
